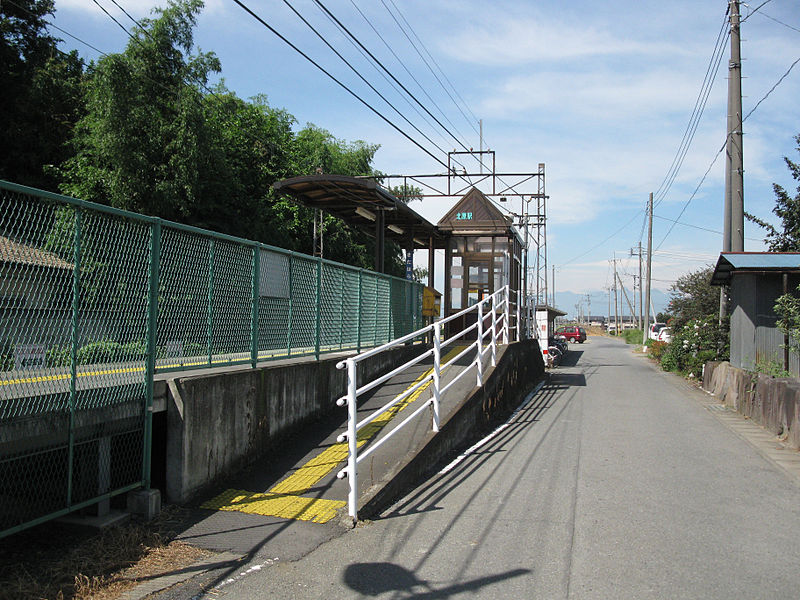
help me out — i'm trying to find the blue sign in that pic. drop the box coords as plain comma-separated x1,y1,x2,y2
406,251,414,280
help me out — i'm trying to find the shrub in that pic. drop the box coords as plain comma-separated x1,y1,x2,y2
622,328,643,344
47,339,148,367
648,340,667,361
659,315,729,377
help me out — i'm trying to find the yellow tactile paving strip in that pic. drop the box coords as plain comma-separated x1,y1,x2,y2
202,345,466,523
200,489,345,524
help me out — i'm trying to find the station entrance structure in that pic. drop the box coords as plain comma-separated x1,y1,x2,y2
273,176,528,342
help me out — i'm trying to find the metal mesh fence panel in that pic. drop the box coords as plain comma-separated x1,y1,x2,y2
209,239,253,365
0,184,150,537
375,275,392,344
341,269,360,350
257,248,291,358
0,180,424,537
158,228,213,370
289,255,318,356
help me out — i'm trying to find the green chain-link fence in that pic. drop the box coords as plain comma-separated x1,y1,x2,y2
0,180,424,538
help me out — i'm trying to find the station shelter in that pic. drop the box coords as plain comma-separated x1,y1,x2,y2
437,188,523,339
273,176,526,342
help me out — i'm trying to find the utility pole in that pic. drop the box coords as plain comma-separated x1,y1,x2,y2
721,0,744,320
631,242,644,329
643,193,653,345
617,272,636,325
613,258,620,335
585,293,591,325
552,265,556,306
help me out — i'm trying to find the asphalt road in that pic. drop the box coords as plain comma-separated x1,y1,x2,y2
195,336,800,599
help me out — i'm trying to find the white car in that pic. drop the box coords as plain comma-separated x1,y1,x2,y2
648,322,667,340
657,327,672,343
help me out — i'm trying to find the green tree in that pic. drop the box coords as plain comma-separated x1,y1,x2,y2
0,0,84,190
746,134,800,251
667,266,723,331
389,183,424,204
59,0,220,222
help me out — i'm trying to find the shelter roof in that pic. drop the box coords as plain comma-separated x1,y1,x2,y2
272,175,442,249
0,235,72,270
711,252,800,285
535,304,568,317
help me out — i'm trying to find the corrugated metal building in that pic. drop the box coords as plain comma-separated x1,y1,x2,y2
711,252,800,375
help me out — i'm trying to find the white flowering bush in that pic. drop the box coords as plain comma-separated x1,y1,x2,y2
660,315,729,377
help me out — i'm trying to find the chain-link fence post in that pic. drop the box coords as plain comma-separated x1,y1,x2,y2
315,257,322,359
287,253,294,357
357,270,362,353
67,206,83,507
143,218,161,488
207,239,215,366
251,245,260,368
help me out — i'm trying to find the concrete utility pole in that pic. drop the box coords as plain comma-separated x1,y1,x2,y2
631,243,643,329
643,193,654,345
721,0,744,320
552,265,556,306
613,258,620,335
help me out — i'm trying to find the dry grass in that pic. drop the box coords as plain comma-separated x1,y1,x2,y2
0,506,212,600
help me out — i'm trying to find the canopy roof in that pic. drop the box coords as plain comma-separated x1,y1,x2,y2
711,252,800,285
273,175,442,249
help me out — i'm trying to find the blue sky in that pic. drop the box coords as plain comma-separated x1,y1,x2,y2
51,0,800,318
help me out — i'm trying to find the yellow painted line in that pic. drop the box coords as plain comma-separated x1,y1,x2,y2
0,341,418,386
209,345,467,523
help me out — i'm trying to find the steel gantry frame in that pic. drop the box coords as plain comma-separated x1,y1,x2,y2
359,154,548,341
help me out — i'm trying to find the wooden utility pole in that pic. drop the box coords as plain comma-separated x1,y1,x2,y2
643,193,653,345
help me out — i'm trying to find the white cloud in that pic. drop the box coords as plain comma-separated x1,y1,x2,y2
438,12,686,66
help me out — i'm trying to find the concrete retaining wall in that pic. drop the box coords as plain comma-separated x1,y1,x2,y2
703,361,800,450
165,346,422,503
359,338,545,519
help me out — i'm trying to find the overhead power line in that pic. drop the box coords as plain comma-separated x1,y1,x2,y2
656,51,800,249
382,0,480,137
652,11,729,210
310,0,469,161
279,0,457,166
230,0,450,171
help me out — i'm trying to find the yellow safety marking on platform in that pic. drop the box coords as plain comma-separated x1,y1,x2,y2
208,345,467,523
0,341,424,386
200,489,346,524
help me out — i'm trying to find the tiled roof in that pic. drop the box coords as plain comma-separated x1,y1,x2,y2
0,235,73,270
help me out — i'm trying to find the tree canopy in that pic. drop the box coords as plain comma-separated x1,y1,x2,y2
0,0,402,274
746,134,800,251
667,266,722,330
0,0,84,190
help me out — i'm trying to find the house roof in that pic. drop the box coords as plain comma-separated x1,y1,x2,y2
710,252,800,285
0,235,73,270
272,175,442,249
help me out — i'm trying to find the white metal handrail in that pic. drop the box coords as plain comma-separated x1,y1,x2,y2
335,285,515,520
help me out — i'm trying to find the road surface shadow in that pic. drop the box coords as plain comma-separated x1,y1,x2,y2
342,562,530,598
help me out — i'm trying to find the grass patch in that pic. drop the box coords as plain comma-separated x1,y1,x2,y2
0,506,211,600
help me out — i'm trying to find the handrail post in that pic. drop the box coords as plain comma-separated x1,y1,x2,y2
476,300,483,386
432,321,441,432
491,292,497,367
516,289,521,342
503,286,510,344
346,358,358,521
